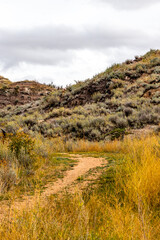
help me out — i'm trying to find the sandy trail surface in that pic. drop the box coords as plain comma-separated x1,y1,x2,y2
0,155,105,219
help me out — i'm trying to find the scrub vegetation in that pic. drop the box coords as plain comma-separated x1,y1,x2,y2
0,50,160,142
0,50,160,239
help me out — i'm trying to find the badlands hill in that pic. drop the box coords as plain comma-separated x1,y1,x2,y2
0,79,53,108
0,49,160,140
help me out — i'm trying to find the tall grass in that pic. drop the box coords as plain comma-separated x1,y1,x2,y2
0,134,160,239
67,139,122,153
33,134,122,153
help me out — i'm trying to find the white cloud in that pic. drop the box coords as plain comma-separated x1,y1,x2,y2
0,0,159,86
96,0,160,9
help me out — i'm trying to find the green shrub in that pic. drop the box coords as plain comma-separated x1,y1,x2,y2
5,122,20,134
44,94,60,109
9,132,34,161
90,129,101,141
92,92,103,102
109,115,128,128
150,57,160,67
107,128,126,140
153,66,160,74
138,110,159,125
123,107,133,117
23,117,37,128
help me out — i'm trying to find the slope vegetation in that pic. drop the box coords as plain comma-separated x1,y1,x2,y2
0,49,159,140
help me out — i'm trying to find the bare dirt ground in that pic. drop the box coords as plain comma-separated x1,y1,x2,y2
0,155,106,220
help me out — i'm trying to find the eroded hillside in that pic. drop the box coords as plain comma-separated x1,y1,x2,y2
0,79,54,108
0,49,160,140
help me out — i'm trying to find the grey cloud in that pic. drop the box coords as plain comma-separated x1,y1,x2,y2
0,26,146,50
97,0,160,9
0,25,157,68
0,46,74,69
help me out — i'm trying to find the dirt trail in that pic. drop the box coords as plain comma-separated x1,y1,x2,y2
0,155,105,220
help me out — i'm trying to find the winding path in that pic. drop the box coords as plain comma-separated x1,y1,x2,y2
0,155,105,219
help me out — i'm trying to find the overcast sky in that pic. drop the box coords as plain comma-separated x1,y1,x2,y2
0,0,160,86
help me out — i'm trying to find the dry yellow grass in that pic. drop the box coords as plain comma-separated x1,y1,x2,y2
71,139,121,153
34,134,122,153
0,134,160,239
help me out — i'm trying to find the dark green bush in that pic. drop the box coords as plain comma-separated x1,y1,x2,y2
107,128,126,140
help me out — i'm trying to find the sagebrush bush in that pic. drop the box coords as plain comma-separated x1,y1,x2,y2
92,92,103,102
138,110,159,125
123,107,133,117
44,93,60,109
109,115,128,128
5,121,20,134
